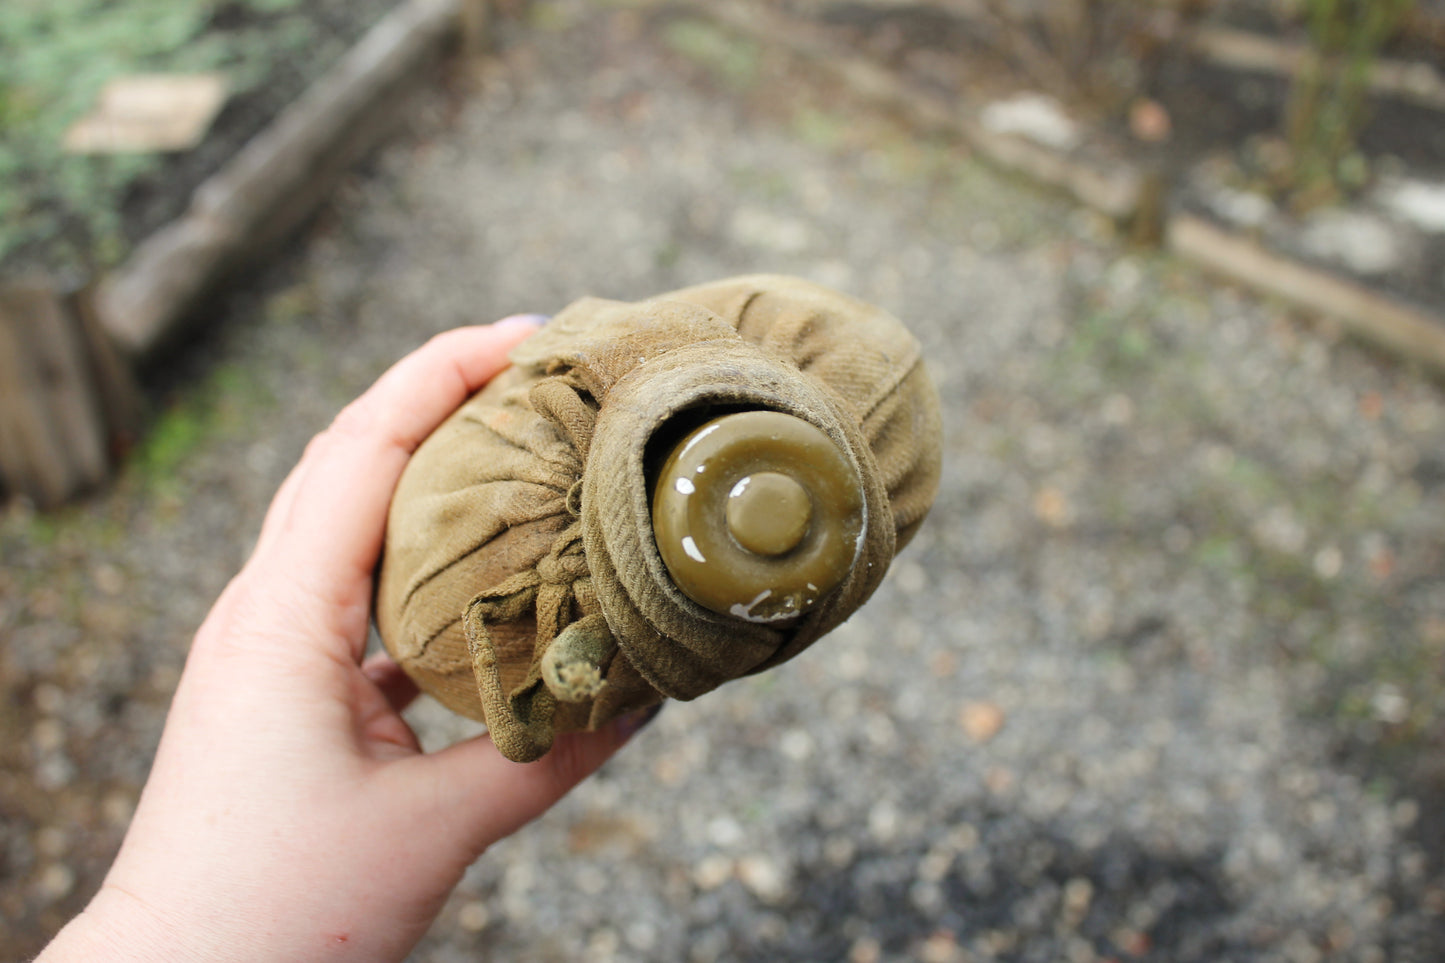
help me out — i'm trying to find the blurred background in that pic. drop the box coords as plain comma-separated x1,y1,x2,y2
2,0,1444,959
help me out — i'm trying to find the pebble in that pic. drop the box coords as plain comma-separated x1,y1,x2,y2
1032,487,1073,527
848,936,882,963
101,791,136,828
959,701,1006,743
34,863,75,902
31,718,65,753
32,684,65,715
918,929,964,963
692,855,733,892
1377,177,1445,233
456,900,490,932
1300,209,1404,275
735,855,789,904
35,826,69,858
980,93,1081,151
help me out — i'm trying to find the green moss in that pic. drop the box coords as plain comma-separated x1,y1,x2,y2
792,107,850,151
662,18,760,92
126,360,275,500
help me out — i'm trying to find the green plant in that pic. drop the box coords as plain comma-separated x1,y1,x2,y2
974,0,1208,108
1282,0,1417,209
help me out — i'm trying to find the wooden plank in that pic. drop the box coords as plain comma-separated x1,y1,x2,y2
1167,214,1445,374
1188,26,1445,112
699,0,1148,224
73,284,146,454
0,283,112,506
94,0,475,360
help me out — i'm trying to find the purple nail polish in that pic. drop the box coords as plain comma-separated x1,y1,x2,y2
498,313,550,329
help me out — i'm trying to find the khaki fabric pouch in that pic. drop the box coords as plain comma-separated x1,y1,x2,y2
375,275,942,761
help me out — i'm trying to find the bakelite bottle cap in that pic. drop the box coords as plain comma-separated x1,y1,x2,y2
651,410,865,623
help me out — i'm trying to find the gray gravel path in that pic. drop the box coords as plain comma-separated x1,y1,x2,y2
4,3,1444,960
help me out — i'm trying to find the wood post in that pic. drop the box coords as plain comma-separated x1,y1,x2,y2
1168,215,1445,376
0,281,141,507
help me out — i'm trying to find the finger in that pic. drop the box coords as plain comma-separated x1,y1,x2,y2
254,316,542,562
386,708,659,856
246,318,543,650
361,652,421,715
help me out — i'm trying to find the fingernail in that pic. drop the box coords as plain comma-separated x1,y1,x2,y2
617,703,664,739
496,313,550,329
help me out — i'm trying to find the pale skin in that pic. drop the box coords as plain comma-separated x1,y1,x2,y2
38,317,651,963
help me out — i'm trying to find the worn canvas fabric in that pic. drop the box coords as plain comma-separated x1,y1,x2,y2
375,275,942,761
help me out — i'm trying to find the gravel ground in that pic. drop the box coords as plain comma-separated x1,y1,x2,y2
4,2,1445,960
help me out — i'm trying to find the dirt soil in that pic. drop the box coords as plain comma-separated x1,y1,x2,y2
4,2,1445,960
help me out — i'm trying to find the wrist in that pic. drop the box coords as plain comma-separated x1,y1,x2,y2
37,884,229,963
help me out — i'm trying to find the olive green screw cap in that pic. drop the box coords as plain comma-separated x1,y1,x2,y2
650,410,865,623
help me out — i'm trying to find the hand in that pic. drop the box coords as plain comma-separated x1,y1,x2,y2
40,318,651,963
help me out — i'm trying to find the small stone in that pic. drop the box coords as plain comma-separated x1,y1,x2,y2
1313,546,1343,580
625,920,658,953
1370,684,1409,724
981,93,1080,151
985,767,1016,795
911,879,944,913
778,728,814,761
959,701,1006,743
36,826,69,858
35,754,76,790
587,927,621,956
693,855,734,891
736,854,789,904
1207,185,1275,228
1393,799,1420,829
1300,209,1402,276
35,863,76,901
33,683,65,715
1063,877,1094,925
1112,927,1151,956
93,563,125,596
1423,887,1445,915
706,816,743,848
1129,98,1171,142
868,801,899,842
917,848,954,883
1377,177,1445,233
1032,487,1072,528
457,900,491,932
848,936,882,963
102,791,137,827
918,929,962,963
824,834,857,868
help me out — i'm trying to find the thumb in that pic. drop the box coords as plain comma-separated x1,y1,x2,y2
389,706,660,854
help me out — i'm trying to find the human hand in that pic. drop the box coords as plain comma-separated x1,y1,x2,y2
39,318,652,963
